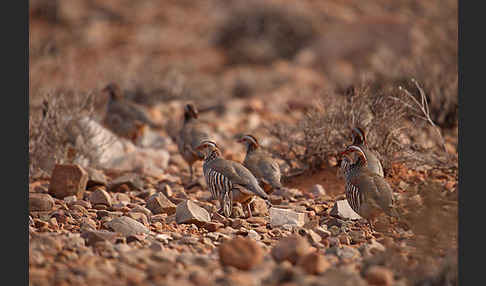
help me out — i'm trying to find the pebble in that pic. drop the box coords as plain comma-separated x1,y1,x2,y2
48,164,89,199
218,237,264,270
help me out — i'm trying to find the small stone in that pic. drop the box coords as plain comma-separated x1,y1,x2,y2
201,221,224,232
48,164,88,199
149,241,164,251
269,207,306,227
330,200,362,220
29,193,55,211
247,216,267,225
251,197,269,216
218,237,264,270
104,216,150,236
269,195,283,205
247,230,261,240
231,218,249,229
81,229,120,246
275,188,303,198
359,239,386,256
398,181,409,190
298,252,331,275
63,195,77,204
128,212,149,226
349,230,367,243
89,188,112,207
305,229,322,245
309,184,327,198
336,245,361,260
159,183,173,198
130,205,152,218
314,227,331,239
179,236,199,245
113,193,131,204
93,204,108,210
85,167,108,187
109,173,144,192
146,193,177,215
71,199,92,209
271,234,312,265
338,233,351,245
175,200,211,226
138,188,157,199
365,265,394,286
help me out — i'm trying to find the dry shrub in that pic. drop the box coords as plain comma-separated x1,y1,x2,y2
29,90,101,180
268,79,452,174
213,1,317,65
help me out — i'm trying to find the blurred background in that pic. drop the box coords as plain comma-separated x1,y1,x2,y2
29,0,458,176
29,0,457,126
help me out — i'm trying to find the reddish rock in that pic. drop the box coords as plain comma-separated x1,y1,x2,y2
81,229,120,246
146,193,177,215
48,164,89,199
104,216,149,236
175,200,211,226
298,251,331,275
201,221,224,232
29,193,55,212
271,234,313,264
89,188,112,207
365,266,394,286
251,197,269,216
218,236,264,270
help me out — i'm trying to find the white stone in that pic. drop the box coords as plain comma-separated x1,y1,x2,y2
269,207,306,227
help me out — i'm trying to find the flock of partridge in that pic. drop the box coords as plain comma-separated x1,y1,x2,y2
101,83,399,229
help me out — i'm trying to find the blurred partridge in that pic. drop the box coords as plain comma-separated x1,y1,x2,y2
237,134,282,194
340,145,398,228
177,103,212,181
102,83,163,142
196,140,270,218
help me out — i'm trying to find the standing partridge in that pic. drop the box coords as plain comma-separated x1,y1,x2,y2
237,134,282,194
340,145,398,228
101,83,163,142
350,127,384,177
196,140,270,218
177,103,212,182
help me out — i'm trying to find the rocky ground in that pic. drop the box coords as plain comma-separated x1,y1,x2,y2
29,1,458,285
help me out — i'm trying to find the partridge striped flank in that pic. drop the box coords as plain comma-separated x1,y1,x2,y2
340,145,399,227
197,140,269,218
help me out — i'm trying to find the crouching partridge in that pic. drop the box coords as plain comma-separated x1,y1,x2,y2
237,134,283,194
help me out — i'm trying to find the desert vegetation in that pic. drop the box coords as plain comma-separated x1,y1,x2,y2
29,0,458,285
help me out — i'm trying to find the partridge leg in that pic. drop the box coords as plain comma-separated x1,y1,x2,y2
243,202,252,218
189,165,194,182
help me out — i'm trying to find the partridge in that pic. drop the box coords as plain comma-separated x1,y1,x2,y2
350,127,384,177
237,134,282,194
177,103,212,181
196,140,270,218
101,83,163,142
340,145,398,228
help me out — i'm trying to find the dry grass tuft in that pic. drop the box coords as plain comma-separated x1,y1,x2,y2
29,89,100,180
268,79,453,174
